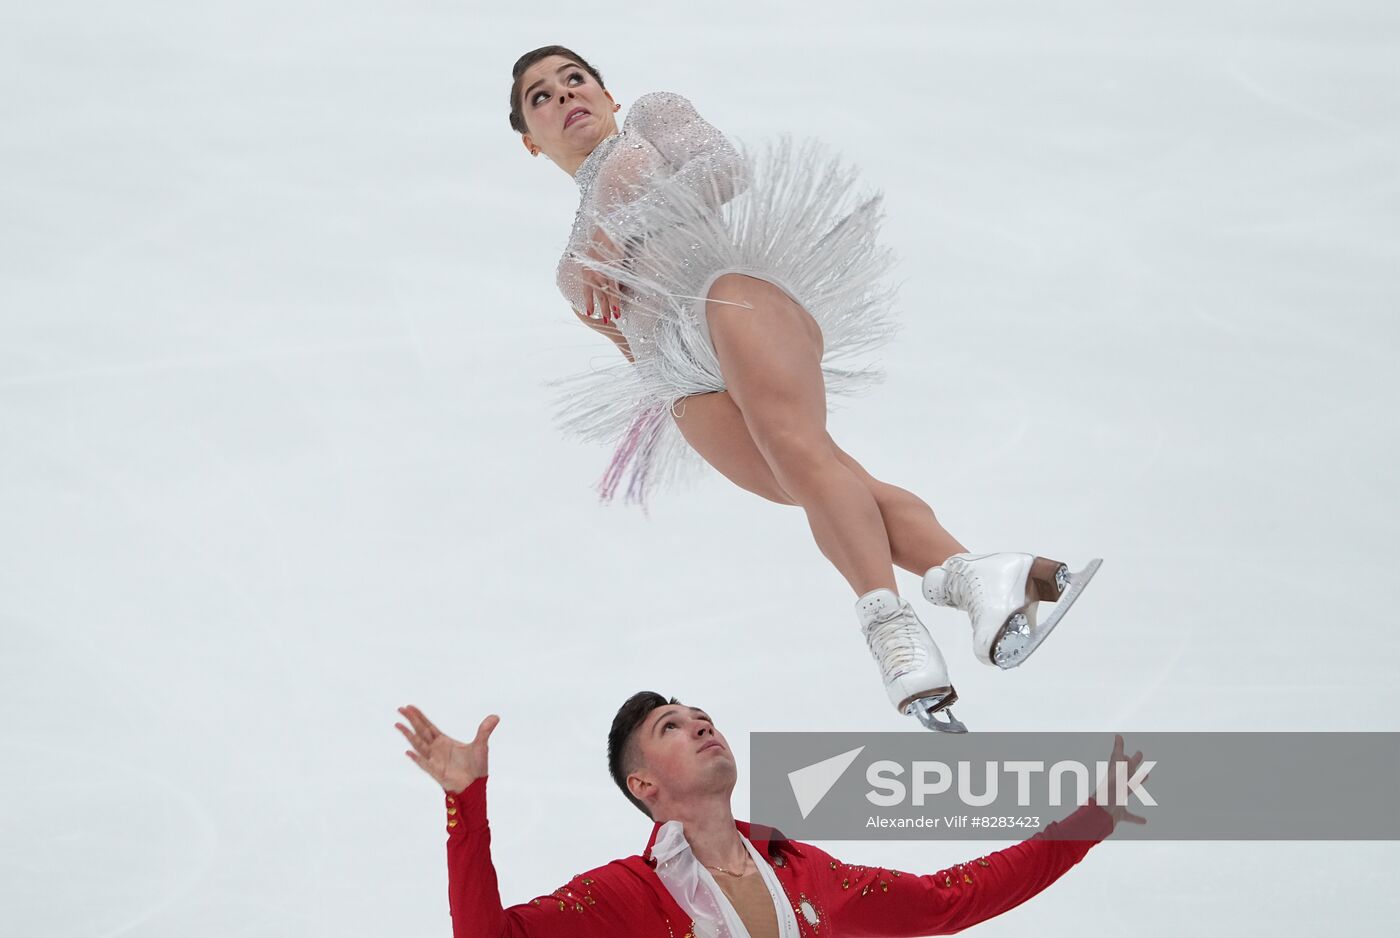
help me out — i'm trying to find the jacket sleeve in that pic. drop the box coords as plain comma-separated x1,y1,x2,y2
444,776,647,938
816,802,1116,937
591,90,751,241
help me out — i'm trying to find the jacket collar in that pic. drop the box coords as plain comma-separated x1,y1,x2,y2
641,817,805,867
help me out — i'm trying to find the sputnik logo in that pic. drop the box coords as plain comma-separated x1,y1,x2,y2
787,746,865,819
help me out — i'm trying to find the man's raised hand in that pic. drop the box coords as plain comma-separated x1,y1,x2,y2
395,705,499,794
1094,733,1149,828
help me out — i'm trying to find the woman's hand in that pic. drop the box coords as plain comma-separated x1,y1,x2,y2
396,705,499,794
571,305,635,362
581,227,624,325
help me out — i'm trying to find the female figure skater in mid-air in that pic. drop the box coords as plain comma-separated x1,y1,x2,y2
508,45,1100,732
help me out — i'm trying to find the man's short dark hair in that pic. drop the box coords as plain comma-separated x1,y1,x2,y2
608,690,679,818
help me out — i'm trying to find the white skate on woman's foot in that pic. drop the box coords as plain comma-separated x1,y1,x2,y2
856,588,967,733
921,553,1102,669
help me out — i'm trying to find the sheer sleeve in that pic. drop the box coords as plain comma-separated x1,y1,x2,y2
591,91,751,241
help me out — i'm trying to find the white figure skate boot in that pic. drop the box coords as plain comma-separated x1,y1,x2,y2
922,553,1102,669
856,588,967,733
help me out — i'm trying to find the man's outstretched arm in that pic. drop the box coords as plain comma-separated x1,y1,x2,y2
817,735,1148,937
397,707,649,938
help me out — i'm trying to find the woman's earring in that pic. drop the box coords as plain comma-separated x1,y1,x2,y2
613,103,621,112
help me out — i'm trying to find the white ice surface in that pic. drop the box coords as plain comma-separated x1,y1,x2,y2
2,1,1398,935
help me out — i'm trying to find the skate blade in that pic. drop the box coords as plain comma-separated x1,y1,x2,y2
994,558,1102,670
904,692,968,734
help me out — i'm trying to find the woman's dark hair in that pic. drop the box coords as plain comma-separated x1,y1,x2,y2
607,690,679,818
509,45,606,135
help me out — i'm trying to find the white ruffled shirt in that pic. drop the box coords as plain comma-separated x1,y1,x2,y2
648,819,803,938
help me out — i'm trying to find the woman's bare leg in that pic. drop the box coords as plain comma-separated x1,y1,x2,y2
828,442,968,574
673,391,968,575
672,391,797,505
704,274,897,596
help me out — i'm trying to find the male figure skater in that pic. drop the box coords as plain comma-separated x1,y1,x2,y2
395,694,1146,937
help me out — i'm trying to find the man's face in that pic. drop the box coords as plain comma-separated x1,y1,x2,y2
629,704,736,813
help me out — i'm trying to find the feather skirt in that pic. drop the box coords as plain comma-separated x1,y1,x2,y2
549,133,903,510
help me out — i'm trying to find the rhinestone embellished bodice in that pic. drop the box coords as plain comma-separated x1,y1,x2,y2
571,132,622,196
554,91,745,325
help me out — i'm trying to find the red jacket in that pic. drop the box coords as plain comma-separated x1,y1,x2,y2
445,776,1115,937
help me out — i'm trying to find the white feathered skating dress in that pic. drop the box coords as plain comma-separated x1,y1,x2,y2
552,91,902,508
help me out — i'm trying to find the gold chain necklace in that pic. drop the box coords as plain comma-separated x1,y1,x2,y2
704,858,751,877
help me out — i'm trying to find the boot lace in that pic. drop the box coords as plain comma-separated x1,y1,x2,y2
940,558,986,622
864,604,928,678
